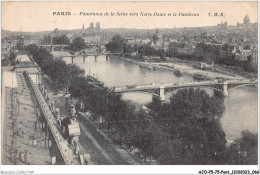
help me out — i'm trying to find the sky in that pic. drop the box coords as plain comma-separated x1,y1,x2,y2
1,1,258,32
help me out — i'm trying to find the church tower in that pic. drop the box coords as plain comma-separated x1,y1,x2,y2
17,29,25,53
82,23,86,37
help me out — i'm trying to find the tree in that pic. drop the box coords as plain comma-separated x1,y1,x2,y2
123,45,134,55
69,37,87,52
152,34,159,44
68,64,85,81
137,45,146,56
25,44,74,89
8,52,16,65
144,45,156,57
41,35,52,44
224,131,258,165
157,49,166,61
148,88,227,164
137,44,156,58
25,44,40,56
53,35,70,45
105,35,123,52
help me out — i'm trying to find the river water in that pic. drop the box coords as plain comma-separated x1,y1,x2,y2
52,51,258,143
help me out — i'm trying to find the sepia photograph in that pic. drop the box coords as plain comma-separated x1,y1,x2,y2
0,1,259,174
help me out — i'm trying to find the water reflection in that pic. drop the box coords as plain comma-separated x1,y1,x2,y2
221,86,258,142
52,51,258,142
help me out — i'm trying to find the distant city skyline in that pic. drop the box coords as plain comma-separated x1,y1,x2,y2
2,1,258,32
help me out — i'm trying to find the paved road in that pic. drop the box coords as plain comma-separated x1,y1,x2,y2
78,115,137,165
1,87,11,164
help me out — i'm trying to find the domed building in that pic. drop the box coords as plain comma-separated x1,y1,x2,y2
236,14,257,30
244,14,250,24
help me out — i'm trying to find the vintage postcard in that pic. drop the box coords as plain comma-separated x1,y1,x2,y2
1,1,259,174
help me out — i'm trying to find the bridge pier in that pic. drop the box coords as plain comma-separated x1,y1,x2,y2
222,82,228,96
152,85,165,101
159,85,165,101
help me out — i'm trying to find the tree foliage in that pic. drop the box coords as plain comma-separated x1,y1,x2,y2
69,37,87,52
223,131,258,165
138,44,156,57
105,35,124,52
52,35,70,45
41,35,52,44
25,43,257,165
147,88,227,164
25,44,84,88
123,45,134,55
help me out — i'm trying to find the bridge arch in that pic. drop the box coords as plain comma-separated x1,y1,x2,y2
228,83,257,92
165,86,223,95
118,90,159,98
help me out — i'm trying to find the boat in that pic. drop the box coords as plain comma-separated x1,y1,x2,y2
193,73,204,80
173,70,182,77
215,77,225,82
126,85,137,89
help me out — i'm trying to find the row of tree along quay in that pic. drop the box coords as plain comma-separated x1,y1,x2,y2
25,43,257,165
105,35,257,76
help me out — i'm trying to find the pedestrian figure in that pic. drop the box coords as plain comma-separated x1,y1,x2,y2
8,147,13,160
13,148,17,164
11,139,14,146
24,149,28,164
21,130,24,137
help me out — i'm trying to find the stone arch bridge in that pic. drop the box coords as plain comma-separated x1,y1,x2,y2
56,52,121,63
114,80,258,101
37,44,121,62
38,44,70,51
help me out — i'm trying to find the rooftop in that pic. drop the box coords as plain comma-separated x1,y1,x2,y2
16,54,31,62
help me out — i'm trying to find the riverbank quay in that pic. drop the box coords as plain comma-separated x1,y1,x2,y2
40,73,141,164
77,112,141,165
78,111,161,165
1,70,51,165
111,55,247,81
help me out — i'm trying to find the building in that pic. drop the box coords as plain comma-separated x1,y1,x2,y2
252,50,258,64
152,29,163,46
81,22,101,44
151,29,164,50
237,43,252,61
217,21,227,30
177,44,195,55
220,44,235,59
237,14,258,30
244,14,250,24
17,32,25,53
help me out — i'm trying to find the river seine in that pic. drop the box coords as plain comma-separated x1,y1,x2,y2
52,51,258,143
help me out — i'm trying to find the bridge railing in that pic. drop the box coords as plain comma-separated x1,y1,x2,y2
114,79,258,93
24,71,79,165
